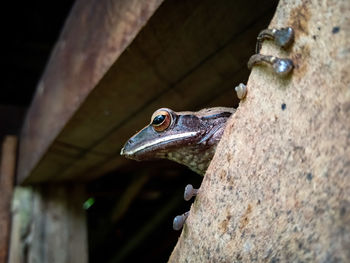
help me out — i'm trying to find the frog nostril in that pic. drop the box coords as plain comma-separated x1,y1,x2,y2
121,140,133,156
126,136,138,146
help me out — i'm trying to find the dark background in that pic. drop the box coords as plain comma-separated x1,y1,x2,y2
2,1,74,137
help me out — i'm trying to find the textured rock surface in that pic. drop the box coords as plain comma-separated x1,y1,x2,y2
169,0,350,262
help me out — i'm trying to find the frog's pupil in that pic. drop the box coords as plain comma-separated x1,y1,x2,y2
152,115,166,125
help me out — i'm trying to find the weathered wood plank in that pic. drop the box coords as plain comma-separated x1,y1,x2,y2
8,185,88,263
18,0,165,183
0,136,17,263
8,187,33,263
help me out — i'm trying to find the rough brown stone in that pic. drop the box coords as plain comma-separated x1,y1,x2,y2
169,0,350,262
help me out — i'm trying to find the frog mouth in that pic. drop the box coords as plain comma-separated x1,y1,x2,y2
120,131,199,157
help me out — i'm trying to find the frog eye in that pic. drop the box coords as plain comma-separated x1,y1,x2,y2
151,110,172,132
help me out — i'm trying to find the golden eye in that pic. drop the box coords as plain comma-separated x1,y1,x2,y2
151,110,171,132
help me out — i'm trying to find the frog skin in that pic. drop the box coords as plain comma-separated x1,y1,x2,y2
120,107,235,175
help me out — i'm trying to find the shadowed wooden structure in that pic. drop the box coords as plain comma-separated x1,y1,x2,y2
0,136,17,263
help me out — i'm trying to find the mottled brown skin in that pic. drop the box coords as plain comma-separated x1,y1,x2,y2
120,107,235,175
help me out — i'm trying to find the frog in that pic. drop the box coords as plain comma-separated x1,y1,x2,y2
120,107,236,175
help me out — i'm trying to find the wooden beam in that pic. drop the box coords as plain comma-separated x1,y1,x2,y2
18,0,164,183
0,136,17,263
19,0,277,183
8,185,88,263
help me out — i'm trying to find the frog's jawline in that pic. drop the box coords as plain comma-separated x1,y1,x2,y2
123,131,199,156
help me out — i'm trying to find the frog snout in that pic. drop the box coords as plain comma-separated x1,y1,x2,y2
120,137,137,157
120,140,132,156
